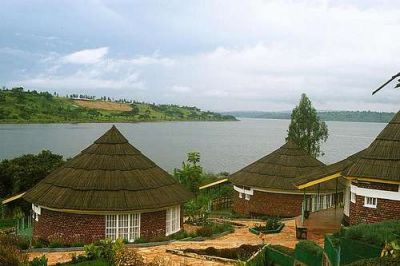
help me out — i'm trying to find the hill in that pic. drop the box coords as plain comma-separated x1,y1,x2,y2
0,87,237,123
223,111,395,123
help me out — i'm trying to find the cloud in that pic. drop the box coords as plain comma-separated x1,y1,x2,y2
62,47,109,64
170,85,192,93
5,1,400,112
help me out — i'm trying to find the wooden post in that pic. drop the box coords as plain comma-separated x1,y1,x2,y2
317,184,320,211
301,189,306,225
335,177,338,210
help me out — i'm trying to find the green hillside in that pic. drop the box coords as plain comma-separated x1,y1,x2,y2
223,110,395,123
0,87,237,123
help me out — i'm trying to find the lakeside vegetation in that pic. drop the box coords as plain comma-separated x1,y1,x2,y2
223,110,395,123
0,87,237,123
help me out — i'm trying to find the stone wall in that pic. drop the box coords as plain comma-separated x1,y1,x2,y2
349,182,400,225
233,190,304,217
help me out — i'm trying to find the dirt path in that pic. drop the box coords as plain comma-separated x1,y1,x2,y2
29,219,300,265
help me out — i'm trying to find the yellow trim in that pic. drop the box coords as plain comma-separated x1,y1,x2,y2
296,173,342,189
2,192,26,204
199,178,229,190
345,176,400,185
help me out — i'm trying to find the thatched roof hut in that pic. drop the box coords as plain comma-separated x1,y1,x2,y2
294,149,366,189
24,125,192,213
344,111,400,183
229,141,326,192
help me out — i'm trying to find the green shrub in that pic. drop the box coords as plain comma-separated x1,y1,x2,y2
342,220,400,246
196,226,213,237
295,240,323,257
0,234,29,266
133,237,148,244
270,245,295,256
49,241,63,248
30,255,48,266
347,256,400,266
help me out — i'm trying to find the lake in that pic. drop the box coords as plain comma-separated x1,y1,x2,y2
0,119,385,174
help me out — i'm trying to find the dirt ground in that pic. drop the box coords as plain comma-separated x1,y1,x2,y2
73,100,132,111
28,219,304,265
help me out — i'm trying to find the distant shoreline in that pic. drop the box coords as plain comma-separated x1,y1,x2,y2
223,111,395,124
0,118,238,125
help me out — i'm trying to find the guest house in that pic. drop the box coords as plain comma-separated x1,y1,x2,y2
23,126,193,244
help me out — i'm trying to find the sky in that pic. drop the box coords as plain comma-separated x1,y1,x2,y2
1,0,400,112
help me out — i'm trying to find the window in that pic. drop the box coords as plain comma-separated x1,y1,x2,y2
350,192,356,203
105,213,140,242
245,194,251,200
166,206,180,236
364,197,377,208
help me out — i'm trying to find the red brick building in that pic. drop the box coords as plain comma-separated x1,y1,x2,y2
295,111,400,225
230,141,343,217
24,126,192,244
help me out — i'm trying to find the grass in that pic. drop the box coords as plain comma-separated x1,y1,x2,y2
336,220,400,246
64,259,108,266
0,88,237,123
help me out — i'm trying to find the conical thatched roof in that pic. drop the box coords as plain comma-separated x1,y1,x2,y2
294,149,366,188
229,141,326,192
24,126,193,212
344,111,400,182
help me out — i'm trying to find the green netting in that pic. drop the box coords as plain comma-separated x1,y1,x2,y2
339,237,381,265
265,246,295,266
246,245,267,266
324,235,339,266
324,235,382,265
295,247,323,266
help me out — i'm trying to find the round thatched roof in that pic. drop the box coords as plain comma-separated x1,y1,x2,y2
344,111,400,183
24,126,193,213
229,141,327,192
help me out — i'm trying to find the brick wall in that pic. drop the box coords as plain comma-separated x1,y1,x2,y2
140,210,166,239
33,206,183,244
33,208,105,244
233,190,304,217
349,183,400,225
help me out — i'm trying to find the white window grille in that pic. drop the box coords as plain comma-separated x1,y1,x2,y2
105,213,140,242
245,194,251,200
364,197,377,208
239,192,243,198
166,206,180,236
351,192,356,203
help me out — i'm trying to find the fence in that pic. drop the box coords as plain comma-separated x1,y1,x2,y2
324,235,382,265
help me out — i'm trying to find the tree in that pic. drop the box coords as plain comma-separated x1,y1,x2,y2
0,150,65,197
286,93,328,157
174,152,202,196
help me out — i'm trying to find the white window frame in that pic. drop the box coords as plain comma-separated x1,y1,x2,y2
350,192,356,203
166,206,180,236
239,192,243,198
105,213,140,242
245,194,251,200
32,204,41,222
364,197,377,208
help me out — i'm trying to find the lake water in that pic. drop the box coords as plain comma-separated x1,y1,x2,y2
0,119,385,174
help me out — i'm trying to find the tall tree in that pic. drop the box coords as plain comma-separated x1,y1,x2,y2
174,152,202,196
286,93,328,157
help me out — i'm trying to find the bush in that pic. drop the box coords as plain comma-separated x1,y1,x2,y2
83,238,125,265
341,220,400,246
347,256,400,266
30,255,47,266
0,234,28,266
196,226,213,237
295,240,323,257
269,245,295,256
114,247,145,266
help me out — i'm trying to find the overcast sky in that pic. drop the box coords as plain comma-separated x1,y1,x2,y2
1,0,399,112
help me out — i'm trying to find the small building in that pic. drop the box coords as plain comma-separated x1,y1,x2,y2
295,111,400,225
23,126,193,244
229,141,343,217
344,111,400,224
